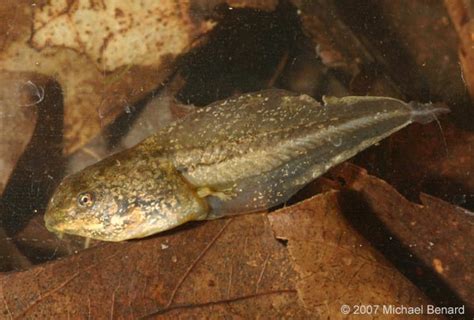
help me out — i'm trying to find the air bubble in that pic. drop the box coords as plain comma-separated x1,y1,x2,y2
124,105,135,114
19,80,45,107
328,135,342,147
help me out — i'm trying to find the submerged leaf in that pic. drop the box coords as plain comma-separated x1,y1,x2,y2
328,163,474,311
269,191,437,320
0,214,304,318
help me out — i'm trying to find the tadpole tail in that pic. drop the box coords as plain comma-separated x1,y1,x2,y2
409,101,450,124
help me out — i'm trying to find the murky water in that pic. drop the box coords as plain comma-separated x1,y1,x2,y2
0,4,472,317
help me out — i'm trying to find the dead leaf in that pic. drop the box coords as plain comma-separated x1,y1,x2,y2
343,1,466,105
0,214,307,318
269,191,437,320
291,0,371,74
1,190,451,318
31,1,215,72
0,1,273,154
327,163,474,311
291,0,406,100
445,0,474,100
352,120,474,211
0,1,178,154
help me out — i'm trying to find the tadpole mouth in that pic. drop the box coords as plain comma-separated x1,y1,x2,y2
44,212,60,232
43,205,68,234
44,213,77,239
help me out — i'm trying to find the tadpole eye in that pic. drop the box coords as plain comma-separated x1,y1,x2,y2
77,192,95,208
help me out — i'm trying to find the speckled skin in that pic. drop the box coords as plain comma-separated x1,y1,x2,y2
44,89,448,241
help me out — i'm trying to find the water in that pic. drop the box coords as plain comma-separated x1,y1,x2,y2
0,2,472,317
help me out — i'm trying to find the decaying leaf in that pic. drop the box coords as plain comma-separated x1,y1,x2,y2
291,0,406,100
292,0,371,73
445,0,474,100
0,0,274,154
31,1,215,72
269,191,438,320
337,1,467,106
0,1,178,154
352,120,474,211
0,214,306,318
294,0,471,111
328,163,474,311
369,1,466,106
1,188,452,318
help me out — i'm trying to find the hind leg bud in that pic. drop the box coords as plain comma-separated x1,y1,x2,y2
197,186,236,201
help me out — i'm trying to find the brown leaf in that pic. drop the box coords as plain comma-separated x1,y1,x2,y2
291,0,372,74
4,175,465,318
31,1,215,72
4,188,454,318
294,0,473,116
269,191,437,320
0,1,177,154
342,1,467,105
328,163,474,311
352,120,474,210
445,0,474,100
0,214,307,318
0,1,273,154
294,0,419,101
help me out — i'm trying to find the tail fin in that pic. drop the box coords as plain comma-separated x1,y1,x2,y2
409,101,450,124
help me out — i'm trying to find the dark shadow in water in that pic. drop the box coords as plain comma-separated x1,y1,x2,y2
0,78,65,235
335,0,474,130
104,91,159,151
421,176,474,212
178,1,305,106
338,190,473,319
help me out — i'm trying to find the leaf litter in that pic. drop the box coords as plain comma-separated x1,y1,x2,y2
0,0,473,318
